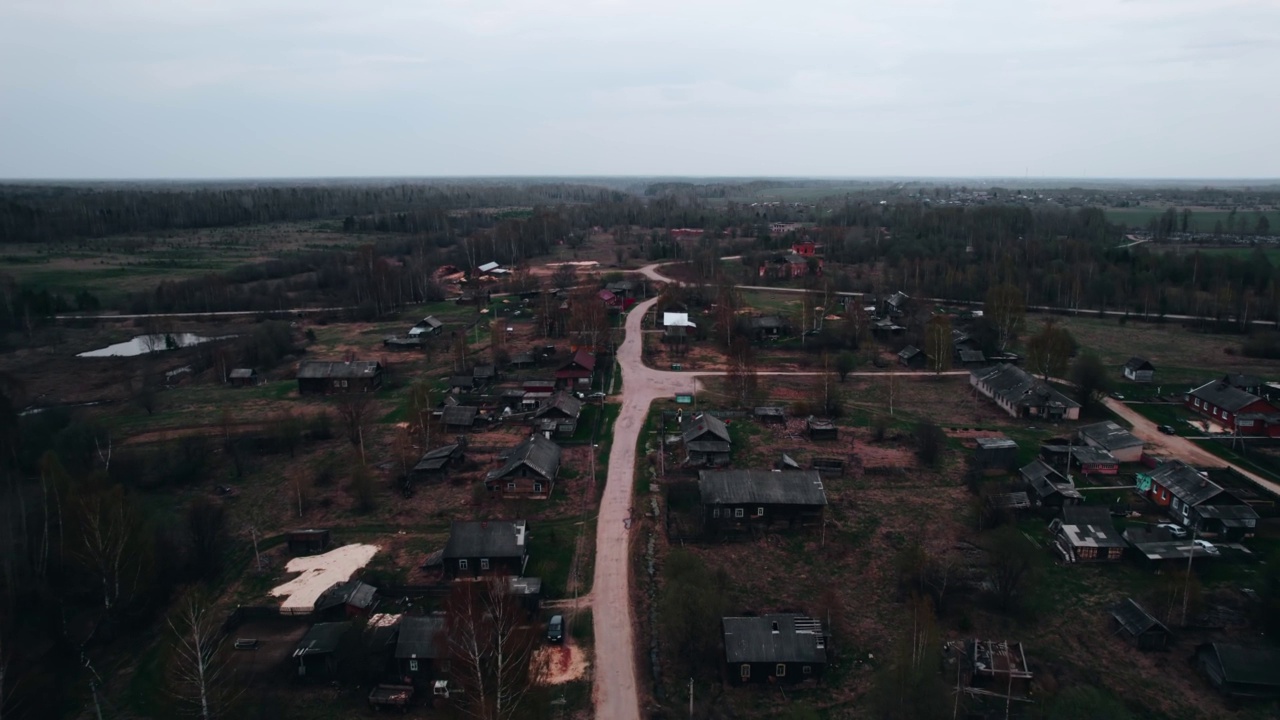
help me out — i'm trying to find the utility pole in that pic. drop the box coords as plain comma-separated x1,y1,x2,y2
1182,526,1197,626
688,677,694,719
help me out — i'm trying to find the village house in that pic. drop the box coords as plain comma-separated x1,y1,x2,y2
556,348,597,389
287,528,332,555
408,316,444,337
723,615,827,685
533,391,583,438
228,368,259,387
441,405,479,431
395,615,447,687
682,412,732,467
507,351,537,369
747,315,789,341
1185,379,1280,436
520,378,556,408
1122,357,1155,383
597,288,622,309
1077,420,1144,463
698,470,827,533
884,291,911,317
410,441,467,483
1049,506,1125,563
1195,643,1280,699
297,360,384,395
970,364,1081,420
791,240,818,256
758,254,819,279
440,519,529,579
293,622,356,681
485,434,561,498
662,312,696,341
1136,460,1260,540
1109,599,1171,651
897,345,926,369
973,437,1018,473
1020,459,1082,508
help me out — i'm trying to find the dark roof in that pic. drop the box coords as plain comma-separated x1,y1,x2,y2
297,360,382,379
777,254,808,264
605,281,635,292
753,406,786,417
315,580,378,611
1057,506,1126,549
294,622,352,656
971,365,1081,411
1145,461,1223,506
724,615,826,664
421,316,444,329
522,379,556,389
683,413,731,444
413,443,463,472
395,616,445,660
1021,460,1082,500
473,364,496,379
898,345,923,360
1078,421,1144,452
1124,357,1154,371
563,348,597,372
1020,459,1065,484
807,417,836,431
1188,380,1270,413
229,368,256,378
698,470,828,507
1197,643,1280,688
1194,503,1260,525
487,434,561,482
958,350,987,363
509,352,536,366
442,406,479,427
988,492,1031,509
442,520,528,560
534,392,583,420
975,437,1017,451
1110,598,1169,638
887,291,910,307
448,375,476,388
1070,446,1118,466
686,440,731,454
748,315,786,329
1223,373,1263,389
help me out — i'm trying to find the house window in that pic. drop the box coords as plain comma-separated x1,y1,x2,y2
409,659,419,672
1079,547,1097,560
740,664,751,679
713,508,721,518
776,664,787,677
757,507,765,517
341,380,349,388
802,665,812,675
1240,419,1255,427
507,482,517,492
458,559,468,570
734,508,744,518
533,482,543,493
1194,398,1201,408
480,559,490,571
333,380,341,387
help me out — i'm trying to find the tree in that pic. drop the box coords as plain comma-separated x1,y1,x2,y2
871,595,950,720
550,263,577,291
657,550,729,680
1026,320,1074,380
167,593,237,719
407,380,435,447
73,483,149,611
446,578,546,720
923,314,952,374
724,338,758,406
186,498,227,581
914,421,945,468
1069,351,1110,409
986,525,1037,613
835,351,857,382
334,393,373,448
984,283,1025,351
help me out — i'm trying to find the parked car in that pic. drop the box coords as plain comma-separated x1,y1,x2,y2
546,615,564,643
1109,392,1125,400
1157,523,1188,539
1193,539,1219,555
1158,424,1176,435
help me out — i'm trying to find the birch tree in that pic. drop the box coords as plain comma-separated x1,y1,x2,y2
168,594,236,719
74,485,144,611
446,578,547,720
984,283,1025,351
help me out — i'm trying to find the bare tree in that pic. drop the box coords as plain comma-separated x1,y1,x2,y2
724,338,758,406
923,314,952,375
333,393,373,448
168,593,236,719
74,486,144,611
550,263,577,291
984,283,1025,351
446,578,547,720
408,380,435,448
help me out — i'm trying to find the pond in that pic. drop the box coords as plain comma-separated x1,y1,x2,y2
77,333,233,358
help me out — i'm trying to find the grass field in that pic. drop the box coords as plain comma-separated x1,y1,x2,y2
1146,245,1280,265
1104,206,1280,233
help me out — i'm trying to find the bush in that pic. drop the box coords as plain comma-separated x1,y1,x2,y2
914,421,946,467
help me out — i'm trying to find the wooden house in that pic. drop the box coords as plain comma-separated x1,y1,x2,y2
1068,446,1119,475
897,345,926,369
287,529,332,555
555,349,596,389
747,315,789,341
1020,459,1082,508
228,368,259,387
1077,420,1144,463
1109,599,1171,651
970,365,1081,420
441,405,479,431
395,615,447,686
293,622,355,681
410,441,466,482
408,316,444,337
1048,506,1125,563
807,417,838,441
682,412,732,467
1185,380,1280,436
698,470,827,534
1135,460,1259,540
533,391,583,438
723,615,827,685
440,519,529,579
297,360,383,395
1122,357,1155,383
485,434,560,498
1195,643,1280,699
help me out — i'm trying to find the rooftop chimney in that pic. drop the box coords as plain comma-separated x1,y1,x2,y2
771,621,779,634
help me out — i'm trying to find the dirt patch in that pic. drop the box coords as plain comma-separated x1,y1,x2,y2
537,643,589,685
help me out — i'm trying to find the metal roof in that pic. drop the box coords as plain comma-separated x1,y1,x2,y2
1145,460,1223,506
478,261,500,273
442,519,527,560
958,350,987,363
293,622,352,657
315,580,378,611
1194,503,1260,525
229,368,256,378
753,406,786,417
1057,507,1126,549
686,440,731,453
560,348,597,372
1198,643,1280,688
683,413,731,444
534,392,583,420
1188,380,1270,414
472,364,496,379
1222,373,1264,389
971,364,1081,410
698,470,828,507
1124,356,1154,371
1110,598,1168,638
898,345,923,360
975,437,1017,450
297,360,382,379
1070,446,1118,466
748,315,786,329
395,616,446,660
441,406,479,427
663,312,696,328
413,443,462,472
1077,421,1144,451
487,434,561,482
723,615,827,664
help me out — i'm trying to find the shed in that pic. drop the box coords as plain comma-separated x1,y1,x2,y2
293,622,355,681
314,580,379,619
1195,643,1280,699
288,529,332,556
897,345,926,368
973,437,1018,472
753,406,786,425
1020,460,1082,508
411,441,467,481
1123,357,1155,383
1109,598,1171,650
682,412,732,467
807,417,838,441
228,368,259,387
723,615,827,684
1049,506,1125,563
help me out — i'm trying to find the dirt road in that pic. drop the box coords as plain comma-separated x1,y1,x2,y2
1104,398,1280,497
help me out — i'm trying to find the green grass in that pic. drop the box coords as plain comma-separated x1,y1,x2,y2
527,518,593,598
1103,207,1280,233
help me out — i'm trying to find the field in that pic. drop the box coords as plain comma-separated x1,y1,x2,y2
1103,206,1280,233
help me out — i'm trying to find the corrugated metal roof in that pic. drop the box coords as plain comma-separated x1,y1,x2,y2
294,622,352,656
1110,598,1168,637
442,406,478,426
1078,421,1144,451
1147,460,1223,506
442,519,527,560
297,360,382,379
723,615,827,664
1189,380,1271,414
395,616,446,660
698,470,827,506
683,413,731,444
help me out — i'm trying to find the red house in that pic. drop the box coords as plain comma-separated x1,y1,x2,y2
555,348,597,389
1185,380,1280,436
791,241,818,256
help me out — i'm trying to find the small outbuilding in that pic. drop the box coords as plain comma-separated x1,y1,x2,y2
973,437,1018,473
1077,420,1144,463
287,529,332,556
293,622,355,681
807,417,838,441
1195,643,1280,699
897,345,926,369
1109,598,1171,651
228,368,259,387
395,615,446,685
410,441,467,482
1123,357,1155,383
753,406,786,425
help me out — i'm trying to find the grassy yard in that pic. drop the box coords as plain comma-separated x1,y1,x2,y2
1104,207,1280,233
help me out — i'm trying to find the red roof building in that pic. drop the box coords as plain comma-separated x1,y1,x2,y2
555,349,598,389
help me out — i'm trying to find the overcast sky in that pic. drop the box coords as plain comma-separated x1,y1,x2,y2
1,0,1277,180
